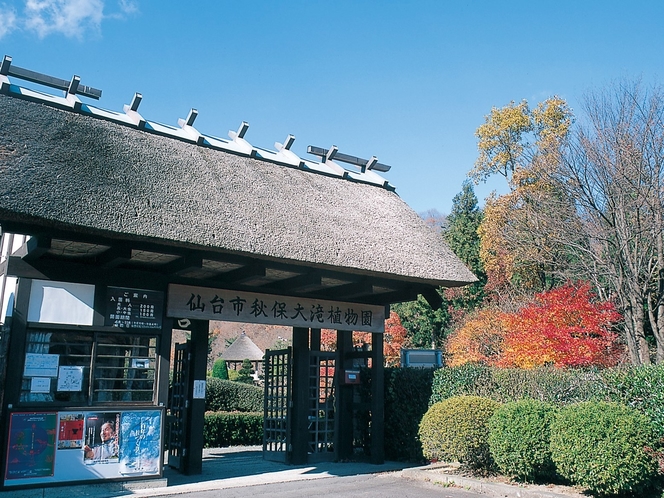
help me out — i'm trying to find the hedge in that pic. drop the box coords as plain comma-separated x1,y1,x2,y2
206,377,264,412
430,364,605,406
203,411,263,447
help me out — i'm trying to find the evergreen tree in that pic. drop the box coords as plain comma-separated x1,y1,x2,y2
443,180,486,311
236,358,255,384
212,358,229,379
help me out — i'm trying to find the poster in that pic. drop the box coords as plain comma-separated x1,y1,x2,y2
23,353,59,377
57,366,83,391
4,409,163,486
5,412,57,480
57,413,84,449
84,412,120,463
119,410,161,475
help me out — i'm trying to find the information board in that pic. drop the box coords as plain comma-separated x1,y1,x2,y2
105,287,164,330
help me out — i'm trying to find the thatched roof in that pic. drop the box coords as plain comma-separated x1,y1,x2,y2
222,333,264,362
0,80,475,307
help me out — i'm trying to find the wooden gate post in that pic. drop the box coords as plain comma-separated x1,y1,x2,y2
335,329,354,460
370,331,385,464
184,320,208,474
290,327,310,464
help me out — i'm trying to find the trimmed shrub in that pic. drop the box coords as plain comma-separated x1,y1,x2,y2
431,365,605,406
384,367,435,462
429,364,495,405
419,395,500,469
237,358,255,384
212,358,229,379
602,364,664,438
203,411,263,447
206,377,263,412
550,401,658,496
488,399,557,482
357,367,435,462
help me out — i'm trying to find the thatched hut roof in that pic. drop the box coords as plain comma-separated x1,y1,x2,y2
221,333,264,362
0,76,475,307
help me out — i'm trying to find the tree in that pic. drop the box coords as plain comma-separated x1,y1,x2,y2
498,283,622,368
472,97,574,299
392,294,450,349
236,358,255,384
445,282,622,369
445,308,507,367
212,358,229,379
550,81,664,364
443,181,486,313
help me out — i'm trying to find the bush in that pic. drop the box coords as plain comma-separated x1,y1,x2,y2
602,364,664,438
550,401,659,496
488,399,557,482
430,365,605,406
429,364,495,405
203,411,263,447
212,358,229,379
418,395,500,469
237,358,255,384
206,377,263,412
384,367,435,461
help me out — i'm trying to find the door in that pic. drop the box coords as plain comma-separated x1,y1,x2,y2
263,347,291,462
307,351,336,462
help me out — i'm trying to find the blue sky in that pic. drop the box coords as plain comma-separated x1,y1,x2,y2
1,1,664,215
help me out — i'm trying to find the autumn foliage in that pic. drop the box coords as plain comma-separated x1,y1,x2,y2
446,283,622,369
320,311,409,366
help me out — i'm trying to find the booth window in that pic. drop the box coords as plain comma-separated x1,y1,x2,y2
20,328,157,405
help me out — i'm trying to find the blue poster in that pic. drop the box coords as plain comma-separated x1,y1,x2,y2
5,412,57,480
119,410,161,475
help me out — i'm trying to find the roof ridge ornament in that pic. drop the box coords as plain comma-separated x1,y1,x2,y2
122,93,146,128
228,121,254,155
178,108,203,143
1,54,395,191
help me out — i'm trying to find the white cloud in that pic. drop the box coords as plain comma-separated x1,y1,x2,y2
117,0,136,15
24,0,104,39
0,5,18,39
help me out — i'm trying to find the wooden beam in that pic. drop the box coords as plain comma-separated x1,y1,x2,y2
216,263,266,284
264,272,321,293
161,254,204,276
96,245,132,268
13,236,51,262
316,280,373,301
6,256,47,279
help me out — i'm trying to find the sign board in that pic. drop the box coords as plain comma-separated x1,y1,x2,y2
167,284,385,333
4,409,163,486
105,287,164,330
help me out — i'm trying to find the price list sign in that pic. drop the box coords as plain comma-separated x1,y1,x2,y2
105,287,164,330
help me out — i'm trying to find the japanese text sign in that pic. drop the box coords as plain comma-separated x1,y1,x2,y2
166,284,385,333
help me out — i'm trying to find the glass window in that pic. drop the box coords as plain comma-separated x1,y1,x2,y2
93,335,157,403
20,328,158,406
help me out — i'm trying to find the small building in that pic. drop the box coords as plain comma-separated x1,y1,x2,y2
221,332,265,373
0,56,476,489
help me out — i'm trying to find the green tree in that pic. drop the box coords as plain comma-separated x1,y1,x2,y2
212,358,229,380
236,358,255,384
393,294,450,349
443,181,486,312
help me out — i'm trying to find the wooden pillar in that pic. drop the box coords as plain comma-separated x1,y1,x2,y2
0,278,31,479
370,331,385,464
184,320,208,475
335,329,354,460
290,327,310,464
